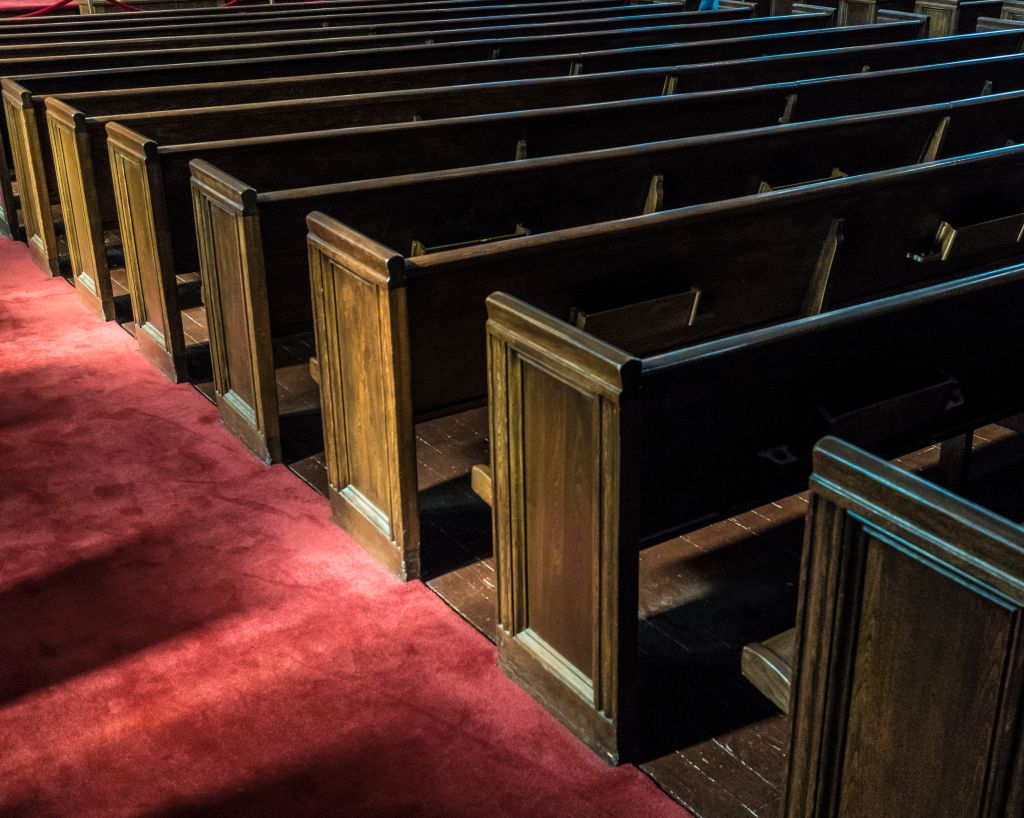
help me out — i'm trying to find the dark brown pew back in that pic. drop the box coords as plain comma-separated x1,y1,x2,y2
293,143,1024,582
249,110,1012,410
3,10,839,266
75,39,1012,309
0,7,737,58
0,0,687,42
11,0,641,28
48,22,975,333
0,12,828,72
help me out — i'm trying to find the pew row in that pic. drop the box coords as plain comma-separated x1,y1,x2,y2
29,3,753,274
0,0,688,46
28,0,567,26
289,142,1024,579
0,6,736,60
777,437,1024,816
33,20,962,300
73,0,611,12
1,9,897,248
0,0,680,234
0,0,694,238
84,27,1004,381
2,10,835,272
485,260,1024,762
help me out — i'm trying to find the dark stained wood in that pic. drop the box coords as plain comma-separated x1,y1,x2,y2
781,436,1024,818
202,125,1024,580
10,3,777,273
0,7,738,62
0,1,701,241
53,21,974,326
9,13,913,264
958,0,1006,31
70,0,530,19
486,261,1024,761
5,1,695,47
420,421,1023,817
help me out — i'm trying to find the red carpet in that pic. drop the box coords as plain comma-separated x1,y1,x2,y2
0,237,689,817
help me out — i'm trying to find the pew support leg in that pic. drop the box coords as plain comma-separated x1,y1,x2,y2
107,129,187,382
934,430,973,492
308,215,420,580
487,293,642,764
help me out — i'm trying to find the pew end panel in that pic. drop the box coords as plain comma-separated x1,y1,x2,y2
0,80,18,241
3,79,55,273
307,211,421,581
190,159,280,464
782,437,1024,818
914,0,960,37
107,122,186,383
487,291,644,764
46,98,113,320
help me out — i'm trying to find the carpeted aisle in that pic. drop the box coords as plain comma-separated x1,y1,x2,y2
0,238,689,818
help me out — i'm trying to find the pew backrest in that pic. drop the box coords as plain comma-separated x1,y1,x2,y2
0,1,691,42
0,7,745,59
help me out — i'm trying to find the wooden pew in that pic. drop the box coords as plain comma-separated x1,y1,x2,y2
836,0,912,27
291,142,1024,581
956,0,1004,30
0,3,703,53
0,11,823,74
16,15,942,264
0,2,698,241
0,7,730,59
9,0,448,25
62,28,999,333
485,259,1024,763
67,24,987,374
80,0,223,10
57,0,634,23
773,437,1024,816
0,5,876,243
1,11,832,271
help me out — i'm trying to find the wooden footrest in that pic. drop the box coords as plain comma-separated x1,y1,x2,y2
741,628,795,714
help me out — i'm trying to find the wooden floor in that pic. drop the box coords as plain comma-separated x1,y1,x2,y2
77,244,1024,818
